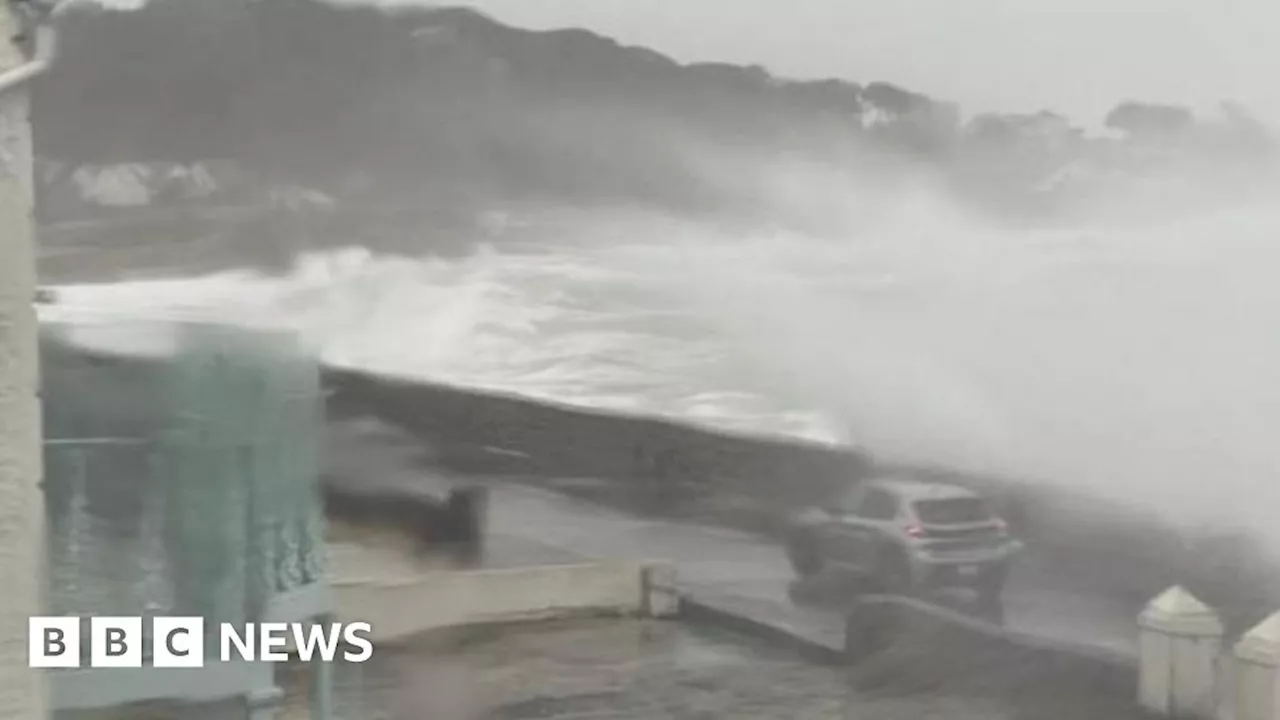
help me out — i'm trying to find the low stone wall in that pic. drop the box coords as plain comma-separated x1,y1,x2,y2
323,367,873,510
320,368,1100,529
334,560,677,644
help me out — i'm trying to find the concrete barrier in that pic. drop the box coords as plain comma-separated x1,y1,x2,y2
322,366,872,509
334,557,678,644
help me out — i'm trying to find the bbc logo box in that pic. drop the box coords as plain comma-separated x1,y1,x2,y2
29,617,206,669
30,616,374,668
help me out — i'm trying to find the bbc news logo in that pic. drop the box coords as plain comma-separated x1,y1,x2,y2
29,617,374,668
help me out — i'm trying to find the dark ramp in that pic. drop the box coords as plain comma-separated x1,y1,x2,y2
845,595,1140,717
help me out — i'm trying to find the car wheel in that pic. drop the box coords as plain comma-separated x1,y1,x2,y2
787,532,824,578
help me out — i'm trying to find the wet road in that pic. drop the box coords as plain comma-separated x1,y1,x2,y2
327,418,1140,659
492,483,1136,655
290,617,1124,720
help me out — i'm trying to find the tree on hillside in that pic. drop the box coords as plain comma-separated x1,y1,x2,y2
1202,100,1276,163
1104,101,1195,138
1219,101,1272,145
861,82,960,159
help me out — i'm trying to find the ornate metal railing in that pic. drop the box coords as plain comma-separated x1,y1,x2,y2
40,319,334,719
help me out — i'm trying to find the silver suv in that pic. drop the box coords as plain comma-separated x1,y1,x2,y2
785,477,1023,603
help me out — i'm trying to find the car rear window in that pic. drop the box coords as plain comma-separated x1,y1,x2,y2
913,497,992,524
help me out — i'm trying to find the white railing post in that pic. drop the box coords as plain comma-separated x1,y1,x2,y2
1234,611,1280,720
1139,585,1224,718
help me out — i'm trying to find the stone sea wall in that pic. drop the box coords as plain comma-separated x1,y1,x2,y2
323,366,1280,631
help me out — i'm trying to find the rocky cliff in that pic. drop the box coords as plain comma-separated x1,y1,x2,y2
30,0,1277,230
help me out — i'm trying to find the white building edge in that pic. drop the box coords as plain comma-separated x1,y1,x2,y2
0,3,54,717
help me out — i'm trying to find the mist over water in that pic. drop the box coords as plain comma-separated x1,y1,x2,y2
650,197,1280,537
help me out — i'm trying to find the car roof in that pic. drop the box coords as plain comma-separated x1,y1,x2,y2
865,477,980,502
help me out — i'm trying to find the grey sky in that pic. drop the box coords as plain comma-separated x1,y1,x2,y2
441,0,1278,127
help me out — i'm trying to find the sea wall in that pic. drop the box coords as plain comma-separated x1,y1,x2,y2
322,367,1123,543
323,367,873,511
322,366,1280,629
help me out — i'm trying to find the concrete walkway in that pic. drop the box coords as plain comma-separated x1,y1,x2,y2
483,482,1139,656
326,418,1139,659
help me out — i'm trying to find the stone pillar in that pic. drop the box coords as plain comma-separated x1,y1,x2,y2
1138,585,1224,718
446,485,488,565
0,5,45,719
641,562,679,618
1234,611,1280,720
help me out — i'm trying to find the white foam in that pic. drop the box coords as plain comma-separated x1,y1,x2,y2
38,198,1280,542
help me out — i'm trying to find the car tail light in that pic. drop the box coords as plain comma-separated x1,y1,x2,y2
905,524,927,539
